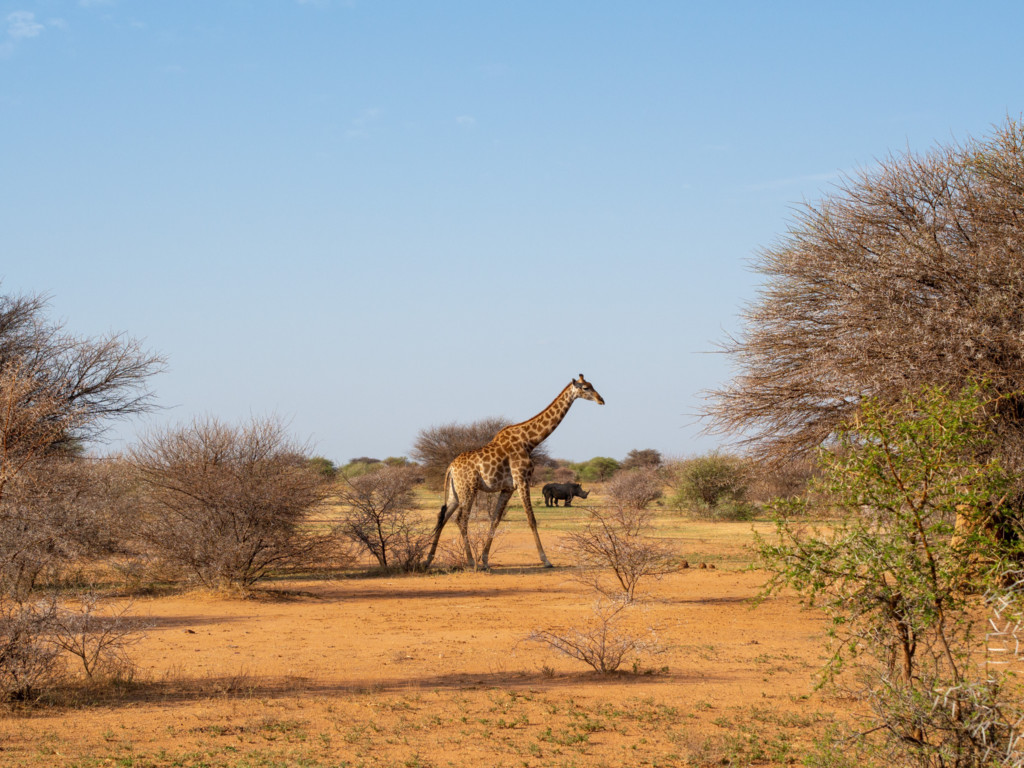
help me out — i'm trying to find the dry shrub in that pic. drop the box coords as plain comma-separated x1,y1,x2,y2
336,465,429,572
130,416,331,590
529,598,661,674
0,456,138,597
620,449,663,471
0,596,61,701
0,291,161,702
49,592,145,681
552,465,577,483
0,591,146,702
605,467,663,509
744,455,814,503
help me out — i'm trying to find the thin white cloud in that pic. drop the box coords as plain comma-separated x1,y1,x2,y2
456,115,477,127
7,11,44,39
346,107,380,139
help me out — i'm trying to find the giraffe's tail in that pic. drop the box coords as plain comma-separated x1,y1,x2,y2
434,468,453,533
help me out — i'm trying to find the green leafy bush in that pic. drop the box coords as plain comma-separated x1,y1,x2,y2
670,452,748,515
759,385,1024,766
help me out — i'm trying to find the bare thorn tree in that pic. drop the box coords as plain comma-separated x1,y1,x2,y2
0,291,163,594
0,292,165,451
0,596,62,701
561,504,675,602
706,118,1024,475
0,290,162,699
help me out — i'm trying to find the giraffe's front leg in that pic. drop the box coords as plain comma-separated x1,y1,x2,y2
514,470,553,568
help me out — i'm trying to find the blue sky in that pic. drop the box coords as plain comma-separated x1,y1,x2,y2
3,1,1023,464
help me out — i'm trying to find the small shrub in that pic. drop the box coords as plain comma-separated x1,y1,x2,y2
49,592,146,680
529,598,660,674
339,458,382,479
307,456,338,479
552,465,577,483
745,456,814,503
689,499,752,522
620,449,663,471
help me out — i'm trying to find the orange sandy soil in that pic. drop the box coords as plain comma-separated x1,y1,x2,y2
0,520,843,768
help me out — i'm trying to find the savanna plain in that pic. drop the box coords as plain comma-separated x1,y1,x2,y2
0,492,841,768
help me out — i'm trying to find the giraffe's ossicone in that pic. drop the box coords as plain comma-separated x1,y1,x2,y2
423,374,605,570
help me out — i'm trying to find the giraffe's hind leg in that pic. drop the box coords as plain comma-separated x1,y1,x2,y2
424,476,466,568
479,488,514,571
455,502,478,570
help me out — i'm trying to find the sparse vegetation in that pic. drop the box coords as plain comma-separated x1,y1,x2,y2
49,591,144,681
7,122,1022,768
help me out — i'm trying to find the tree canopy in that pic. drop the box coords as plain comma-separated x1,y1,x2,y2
707,119,1024,468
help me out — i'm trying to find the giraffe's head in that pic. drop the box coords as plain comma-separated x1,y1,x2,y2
570,373,605,405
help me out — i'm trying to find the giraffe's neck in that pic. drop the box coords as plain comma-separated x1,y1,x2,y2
504,386,576,452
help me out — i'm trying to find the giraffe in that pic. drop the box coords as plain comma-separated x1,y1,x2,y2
423,374,605,570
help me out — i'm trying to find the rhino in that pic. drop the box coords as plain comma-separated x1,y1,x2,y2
542,482,590,507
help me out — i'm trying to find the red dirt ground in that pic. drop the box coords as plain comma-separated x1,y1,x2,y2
0,521,840,767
